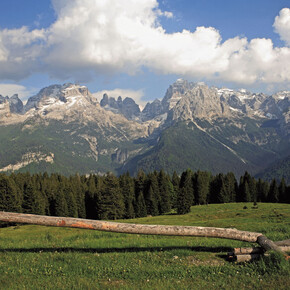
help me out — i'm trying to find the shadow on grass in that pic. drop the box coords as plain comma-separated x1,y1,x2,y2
0,245,232,254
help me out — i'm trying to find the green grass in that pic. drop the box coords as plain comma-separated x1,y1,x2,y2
0,203,290,289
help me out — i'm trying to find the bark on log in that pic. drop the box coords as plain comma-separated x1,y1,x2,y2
0,211,262,242
234,245,290,255
234,247,264,255
275,239,290,247
235,254,262,263
256,235,287,255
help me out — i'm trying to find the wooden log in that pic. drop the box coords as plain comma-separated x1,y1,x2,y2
275,239,290,247
234,245,290,255
234,247,264,255
235,254,261,263
256,235,287,255
0,211,262,242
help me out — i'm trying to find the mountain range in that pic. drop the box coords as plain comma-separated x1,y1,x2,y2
0,79,289,180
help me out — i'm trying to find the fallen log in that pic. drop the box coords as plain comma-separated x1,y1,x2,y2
274,239,290,247
256,235,287,255
0,211,261,242
234,247,265,255
235,254,262,263
234,245,290,255
0,211,288,258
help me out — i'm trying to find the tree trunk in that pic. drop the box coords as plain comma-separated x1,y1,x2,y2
235,254,263,263
1,211,289,257
234,245,290,255
256,235,287,256
0,211,261,242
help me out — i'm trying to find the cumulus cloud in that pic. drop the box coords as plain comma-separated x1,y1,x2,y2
274,8,290,46
0,84,37,100
94,88,146,108
0,0,290,88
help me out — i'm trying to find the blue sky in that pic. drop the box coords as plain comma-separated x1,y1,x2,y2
0,0,290,104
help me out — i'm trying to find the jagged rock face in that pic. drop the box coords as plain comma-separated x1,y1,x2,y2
0,95,8,103
111,148,128,163
0,97,10,117
161,79,196,111
100,94,140,120
121,97,141,119
0,94,23,114
9,94,23,113
25,84,64,112
141,99,163,121
100,93,119,109
168,84,230,122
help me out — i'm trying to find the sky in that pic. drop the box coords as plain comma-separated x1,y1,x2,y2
0,0,290,106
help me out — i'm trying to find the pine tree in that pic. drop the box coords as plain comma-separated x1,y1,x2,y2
224,172,237,202
144,173,159,215
209,174,227,203
193,171,210,205
171,171,180,209
98,173,125,220
238,174,251,202
256,178,269,202
54,189,69,217
158,170,172,214
145,184,159,216
0,174,21,212
179,169,194,205
22,180,44,215
70,174,86,218
119,172,135,219
176,187,191,214
63,182,78,217
268,179,279,203
278,178,286,203
176,169,194,214
134,170,147,218
85,175,99,219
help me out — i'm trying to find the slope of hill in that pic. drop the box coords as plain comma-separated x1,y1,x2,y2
255,155,290,184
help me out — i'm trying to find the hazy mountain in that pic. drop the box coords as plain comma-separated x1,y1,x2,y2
255,155,290,184
100,93,141,120
0,80,289,177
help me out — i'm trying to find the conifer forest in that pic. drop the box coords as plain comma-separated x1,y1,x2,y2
0,170,289,221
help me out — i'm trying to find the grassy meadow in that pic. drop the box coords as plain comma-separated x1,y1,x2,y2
0,203,289,289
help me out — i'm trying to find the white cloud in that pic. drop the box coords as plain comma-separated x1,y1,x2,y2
94,88,146,108
156,9,173,18
0,1,290,89
0,84,36,101
274,8,290,46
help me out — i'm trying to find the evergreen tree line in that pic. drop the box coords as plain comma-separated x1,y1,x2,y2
0,170,289,219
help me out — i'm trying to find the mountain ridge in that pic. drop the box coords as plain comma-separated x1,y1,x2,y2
0,80,289,177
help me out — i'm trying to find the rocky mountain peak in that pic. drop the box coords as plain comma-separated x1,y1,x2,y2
24,83,94,113
8,94,23,113
168,83,230,122
161,79,195,111
0,93,23,115
100,93,141,120
141,99,163,122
